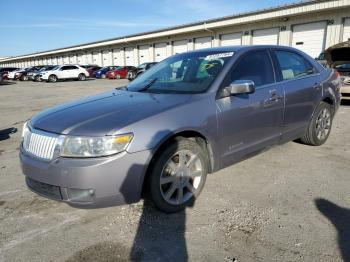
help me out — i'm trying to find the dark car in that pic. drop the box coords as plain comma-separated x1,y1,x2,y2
106,66,136,79
86,66,101,78
16,66,46,81
127,62,157,80
20,46,341,213
31,65,58,82
93,66,119,78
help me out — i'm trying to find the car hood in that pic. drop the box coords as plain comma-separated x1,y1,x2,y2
325,41,350,67
30,89,191,136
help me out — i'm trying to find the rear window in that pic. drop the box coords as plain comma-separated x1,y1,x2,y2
274,51,315,81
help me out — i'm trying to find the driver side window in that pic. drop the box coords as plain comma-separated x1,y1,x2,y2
229,50,275,88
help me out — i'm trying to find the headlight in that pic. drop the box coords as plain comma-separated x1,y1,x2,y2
60,133,133,157
21,121,28,138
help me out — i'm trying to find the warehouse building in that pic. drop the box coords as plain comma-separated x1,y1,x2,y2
1,0,350,67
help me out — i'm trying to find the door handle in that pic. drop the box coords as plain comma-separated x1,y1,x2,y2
264,93,283,105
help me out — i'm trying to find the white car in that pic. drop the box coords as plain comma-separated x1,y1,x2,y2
40,64,89,82
7,68,26,80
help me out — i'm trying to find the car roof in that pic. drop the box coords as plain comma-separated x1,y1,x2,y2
187,45,298,53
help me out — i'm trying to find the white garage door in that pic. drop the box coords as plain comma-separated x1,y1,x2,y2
292,21,327,58
194,36,212,50
154,43,167,62
77,54,84,64
63,56,69,64
112,49,122,66
343,18,350,42
139,45,150,64
92,52,101,66
173,40,188,54
220,33,242,46
69,55,77,64
86,53,93,65
102,50,112,66
252,28,279,45
125,47,135,66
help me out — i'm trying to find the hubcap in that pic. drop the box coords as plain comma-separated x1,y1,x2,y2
160,150,203,205
316,108,331,140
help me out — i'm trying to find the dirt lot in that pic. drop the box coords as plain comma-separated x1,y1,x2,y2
0,79,349,262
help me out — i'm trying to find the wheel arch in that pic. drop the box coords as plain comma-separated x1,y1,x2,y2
141,129,215,196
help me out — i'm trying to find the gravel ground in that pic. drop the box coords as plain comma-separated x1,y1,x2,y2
0,79,349,262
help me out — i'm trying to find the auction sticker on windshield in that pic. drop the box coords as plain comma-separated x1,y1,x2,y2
205,52,234,60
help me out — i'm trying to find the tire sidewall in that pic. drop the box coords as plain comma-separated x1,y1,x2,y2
78,73,86,81
48,74,57,83
309,102,333,146
149,138,208,213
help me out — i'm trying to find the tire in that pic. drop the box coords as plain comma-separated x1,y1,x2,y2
34,75,40,82
48,74,57,83
148,138,208,213
78,73,86,81
300,102,333,146
20,75,27,81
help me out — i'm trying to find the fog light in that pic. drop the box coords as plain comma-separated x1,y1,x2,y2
67,188,95,202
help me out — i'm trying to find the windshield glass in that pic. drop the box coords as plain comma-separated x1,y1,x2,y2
51,65,60,70
127,51,234,93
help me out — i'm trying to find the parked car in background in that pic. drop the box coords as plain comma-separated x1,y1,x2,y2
0,67,19,81
323,41,350,100
26,66,51,81
86,66,101,78
20,46,341,213
31,65,57,82
39,64,89,83
93,66,119,78
106,66,136,79
8,68,25,80
315,52,327,67
17,66,45,81
127,62,157,80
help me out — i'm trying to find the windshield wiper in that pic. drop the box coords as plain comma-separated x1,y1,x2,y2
138,78,158,92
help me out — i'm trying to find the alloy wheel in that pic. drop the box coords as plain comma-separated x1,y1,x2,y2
160,150,203,205
316,108,331,140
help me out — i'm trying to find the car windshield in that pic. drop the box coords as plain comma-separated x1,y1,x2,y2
138,63,147,69
101,66,110,70
127,51,234,94
51,65,60,70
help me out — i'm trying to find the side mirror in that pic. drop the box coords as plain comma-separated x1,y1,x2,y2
228,80,255,95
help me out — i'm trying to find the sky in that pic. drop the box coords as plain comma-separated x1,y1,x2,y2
0,0,298,57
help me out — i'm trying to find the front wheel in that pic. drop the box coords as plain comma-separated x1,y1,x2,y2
78,73,86,81
148,138,208,213
48,74,57,83
300,102,333,146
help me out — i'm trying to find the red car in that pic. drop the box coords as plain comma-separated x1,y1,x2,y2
106,66,136,79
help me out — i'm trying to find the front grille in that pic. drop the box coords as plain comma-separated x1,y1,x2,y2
26,177,62,200
23,128,58,160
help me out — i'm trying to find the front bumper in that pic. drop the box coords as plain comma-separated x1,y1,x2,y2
340,84,350,100
20,148,152,208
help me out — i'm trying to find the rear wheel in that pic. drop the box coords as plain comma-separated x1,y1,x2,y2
300,102,333,146
148,138,208,213
34,75,40,82
78,73,86,81
48,74,57,83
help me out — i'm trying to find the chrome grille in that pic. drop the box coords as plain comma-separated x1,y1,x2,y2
23,129,58,160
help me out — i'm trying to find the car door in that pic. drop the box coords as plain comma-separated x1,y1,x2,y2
271,49,322,142
216,49,285,168
69,65,79,78
59,66,70,78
